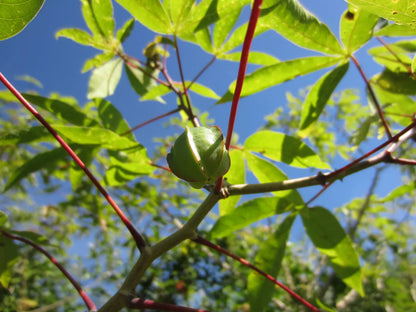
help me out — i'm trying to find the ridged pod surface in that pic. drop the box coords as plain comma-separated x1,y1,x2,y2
167,126,231,188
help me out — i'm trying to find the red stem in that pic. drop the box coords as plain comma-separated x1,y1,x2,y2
129,298,211,312
193,236,320,312
350,55,392,138
0,72,147,252
225,0,263,150
309,120,416,204
327,119,416,180
1,230,97,312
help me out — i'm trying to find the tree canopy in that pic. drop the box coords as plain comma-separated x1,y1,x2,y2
1,0,416,311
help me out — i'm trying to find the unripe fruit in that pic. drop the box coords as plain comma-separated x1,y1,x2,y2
167,126,231,188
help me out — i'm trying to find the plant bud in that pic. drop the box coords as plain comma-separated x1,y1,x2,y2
167,126,231,188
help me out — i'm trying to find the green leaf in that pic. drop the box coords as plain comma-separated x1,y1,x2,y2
248,214,296,312
218,51,279,66
96,98,133,139
340,6,380,53
374,85,416,126
349,114,379,146
105,150,153,185
55,28,98,47
82,52,115,73
69,146,98,189
218,56,342,103
163,0,194,34
220,19,266,54
4,148,67,192
88,58,123,99
0,211,7,226
0,235,19,288
52,125,142,151
116,18,135,43
244,130,330,169
15,75,43,88
188,81,219,99
210,196,296,238
368,41,415,73
245,152,303,201
219,149,245,215
211,0,250,49
373,68,416,95
140,84,170,102
345,0,416,29
375,23,416,37
115,0,171,34
0,0,44,40
22,94,97,127
380,181,416,202
259,0,344,55
90,0,115,38
125,62,163,102
300,62,349,130
52,125,153,175
81,0,104,38
301,207,364,296
0,126,51,146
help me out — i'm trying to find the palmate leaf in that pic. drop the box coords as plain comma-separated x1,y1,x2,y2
0,0,44,40
163,0,194,33
259,0,344,55
340,6,380,53
346,0,416,29
248,213,296,312
244,130,330,169
218,56,342,103
301,207,364,296
300,62,349,130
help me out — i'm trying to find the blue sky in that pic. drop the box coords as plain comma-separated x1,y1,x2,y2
0,0,404,216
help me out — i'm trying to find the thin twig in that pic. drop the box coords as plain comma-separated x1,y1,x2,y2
1,230,97,312
121,107,181,136
173,35,199,127
193,236,320,312
187,55,217,90
129,298,211,312
376,37,416,79
350,55,392,138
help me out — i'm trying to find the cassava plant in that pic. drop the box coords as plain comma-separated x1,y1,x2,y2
1,0,416,311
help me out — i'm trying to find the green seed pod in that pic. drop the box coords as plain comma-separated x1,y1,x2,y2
167,126,231,188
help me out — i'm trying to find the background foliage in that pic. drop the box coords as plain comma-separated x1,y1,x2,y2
1,0,416,311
